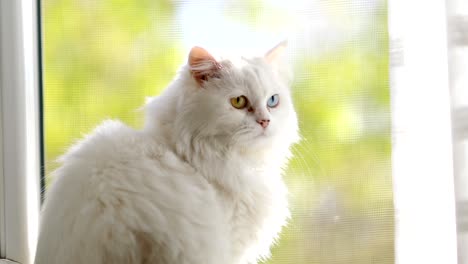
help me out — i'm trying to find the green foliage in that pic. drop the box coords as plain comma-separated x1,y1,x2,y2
265,6,393,263
43,1,393,263
43,0,181,172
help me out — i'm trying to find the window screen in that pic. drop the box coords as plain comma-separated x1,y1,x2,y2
42,0,393,263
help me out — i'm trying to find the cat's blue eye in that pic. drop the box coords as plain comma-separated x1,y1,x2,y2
267,94,280,108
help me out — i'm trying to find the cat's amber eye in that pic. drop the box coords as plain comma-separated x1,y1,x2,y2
231,96,248,109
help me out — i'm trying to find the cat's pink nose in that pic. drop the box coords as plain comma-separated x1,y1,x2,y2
256,119,270,128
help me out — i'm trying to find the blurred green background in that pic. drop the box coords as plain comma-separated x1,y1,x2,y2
43,0,393,263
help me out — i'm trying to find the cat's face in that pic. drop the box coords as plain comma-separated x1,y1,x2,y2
173,45,298,153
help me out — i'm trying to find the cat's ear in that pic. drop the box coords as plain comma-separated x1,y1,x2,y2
188,46,221,86
265,40,288,64
265,41,292,84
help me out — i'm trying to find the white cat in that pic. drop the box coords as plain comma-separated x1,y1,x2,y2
35,42,299,264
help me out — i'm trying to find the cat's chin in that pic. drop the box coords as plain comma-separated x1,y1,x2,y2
238,129,276,149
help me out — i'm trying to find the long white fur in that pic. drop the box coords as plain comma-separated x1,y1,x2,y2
35,50,299,264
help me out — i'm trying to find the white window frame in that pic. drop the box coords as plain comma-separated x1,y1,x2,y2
0,0,42,263
0,0,462,264
389,0,459,263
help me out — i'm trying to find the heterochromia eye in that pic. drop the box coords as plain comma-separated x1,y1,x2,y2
267,94,280,108
231,95,247,109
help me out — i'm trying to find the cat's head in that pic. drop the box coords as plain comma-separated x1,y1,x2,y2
148,42,299,157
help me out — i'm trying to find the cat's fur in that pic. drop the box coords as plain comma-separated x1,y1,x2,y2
35,43,299,264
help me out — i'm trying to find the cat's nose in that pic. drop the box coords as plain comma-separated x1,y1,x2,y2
256,119,270,128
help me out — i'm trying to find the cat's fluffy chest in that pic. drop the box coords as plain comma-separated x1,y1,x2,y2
198,159,289,263
151,126,290,263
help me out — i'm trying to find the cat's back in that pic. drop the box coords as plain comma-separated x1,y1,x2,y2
35,120,229,264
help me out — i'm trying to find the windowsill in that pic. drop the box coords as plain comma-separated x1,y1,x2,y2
0,260,20,264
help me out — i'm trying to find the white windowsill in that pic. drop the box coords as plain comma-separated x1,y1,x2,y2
0,260,20,264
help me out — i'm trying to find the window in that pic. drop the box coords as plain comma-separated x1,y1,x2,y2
0,0,464,263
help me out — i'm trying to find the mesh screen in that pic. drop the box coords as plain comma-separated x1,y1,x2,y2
43,0,393,263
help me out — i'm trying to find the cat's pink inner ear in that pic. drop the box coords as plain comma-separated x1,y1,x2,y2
188,46,220,86
265,40,288,64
